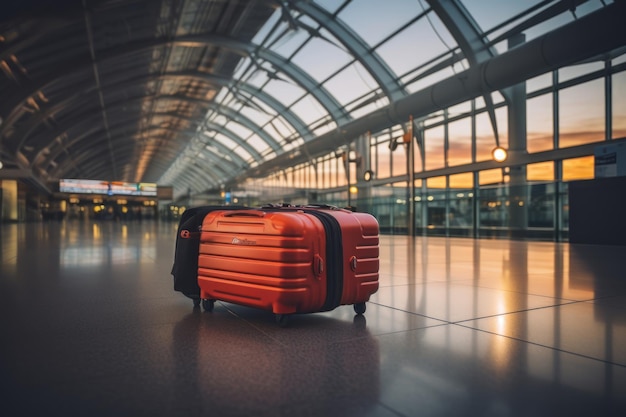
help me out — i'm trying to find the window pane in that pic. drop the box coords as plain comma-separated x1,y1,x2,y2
330,157,339,188
392,145,407,177
475,112,497,161
479,168,503,186
413,139,424,173
527,73,552,94
448,118,472,166
562,156,594,181
496,106,509,150
424,126,445,170
612,71,626,139
527,162,554,181
559,79,605,148
449,173,473,189
377,141,391,179
559,62,604,83
426,176,446,189
527,94,553,153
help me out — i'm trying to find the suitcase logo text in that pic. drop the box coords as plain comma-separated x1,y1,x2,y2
232,237,256,245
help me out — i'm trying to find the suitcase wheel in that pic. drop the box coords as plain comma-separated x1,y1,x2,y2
275,314,290,327
202,299,215,312
354,302,366,315
193,298,201,308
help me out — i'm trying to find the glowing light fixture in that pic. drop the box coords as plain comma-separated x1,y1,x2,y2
492,147,508,162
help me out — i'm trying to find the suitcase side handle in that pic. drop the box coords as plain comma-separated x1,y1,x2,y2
223,210,266,218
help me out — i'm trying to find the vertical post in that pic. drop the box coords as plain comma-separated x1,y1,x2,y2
507,33,528,238
355,133,372,213
473,171,479,238
408,117,416,236
552,68,560,241
471,99,479,238
554,159,562,241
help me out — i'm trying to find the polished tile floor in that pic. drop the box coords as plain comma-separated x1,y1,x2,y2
1,220,625,416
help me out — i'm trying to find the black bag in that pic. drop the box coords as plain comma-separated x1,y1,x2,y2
171,206,246,300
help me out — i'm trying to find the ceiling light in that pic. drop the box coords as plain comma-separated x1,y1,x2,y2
492,147,508,162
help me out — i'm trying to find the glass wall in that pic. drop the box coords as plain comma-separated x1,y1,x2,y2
239,56,625,242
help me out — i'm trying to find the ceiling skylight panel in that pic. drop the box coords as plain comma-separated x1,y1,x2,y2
517,13,572,45
238,106,273,128
262,78,308,108
321,61,376,107
232,57,254,81
338,0,425,47
226,122,254,141
246,136,271,155
231,146,253,163
213,87,230,103
213,132,237,150
265,117,295,140
375,14,455,79
290,36,352,83
245,70,270,89
462,0,544,36
246,94,278,117
289,95,329,126
251,8,283,46
314,0,346,14
270,28,312,59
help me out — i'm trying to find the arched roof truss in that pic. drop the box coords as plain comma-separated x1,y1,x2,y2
0,0,622,197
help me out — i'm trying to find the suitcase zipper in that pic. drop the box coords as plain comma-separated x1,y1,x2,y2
261,206,344,311
303,210,343,311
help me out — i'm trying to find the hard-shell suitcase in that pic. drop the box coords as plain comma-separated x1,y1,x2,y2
197,205,379,324
171,205,246,305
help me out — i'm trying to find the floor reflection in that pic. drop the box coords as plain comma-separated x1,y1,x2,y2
171,304,380,416
0,222,624,416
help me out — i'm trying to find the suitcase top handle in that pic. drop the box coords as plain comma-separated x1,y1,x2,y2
261,203,348,212
223,210,266,218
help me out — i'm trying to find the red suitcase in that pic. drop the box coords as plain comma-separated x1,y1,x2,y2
197,205,379,325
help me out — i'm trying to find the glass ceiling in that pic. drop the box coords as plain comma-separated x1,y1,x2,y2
158,0,614,195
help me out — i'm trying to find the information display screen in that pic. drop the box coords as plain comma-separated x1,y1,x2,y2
59,179,158,196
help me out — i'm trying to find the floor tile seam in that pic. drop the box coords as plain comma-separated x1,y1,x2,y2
221,303,290,347
452,322,626,369
367,321,452,340
376,281,601,303
367,301,452,326
577,294,626,303
447,280,594,302
450,300,585,325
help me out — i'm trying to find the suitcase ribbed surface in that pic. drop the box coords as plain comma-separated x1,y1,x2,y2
198,210,326,313
197,208,379,315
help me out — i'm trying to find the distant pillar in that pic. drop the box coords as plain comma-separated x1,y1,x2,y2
355,134,372,213
507,33,528,237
